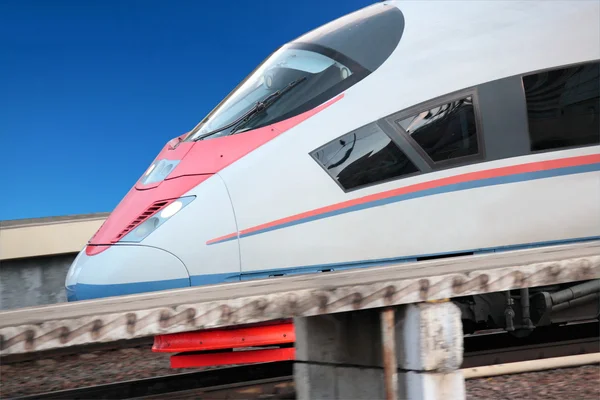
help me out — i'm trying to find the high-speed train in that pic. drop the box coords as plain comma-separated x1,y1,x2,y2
66,0,600,335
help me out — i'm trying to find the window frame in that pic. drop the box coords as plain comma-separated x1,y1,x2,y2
383,87,486,170
309,121,423,193
308,60,600,194
520,59,600,155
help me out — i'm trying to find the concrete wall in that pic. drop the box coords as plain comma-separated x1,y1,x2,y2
1,214,107,261
0,253,76,310
0,213,109,310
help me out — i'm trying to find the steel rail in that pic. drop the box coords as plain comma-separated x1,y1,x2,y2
13,361,295,400
463,321,599,352
1,240,599,355
463,336,599,368
11,336,599,399
136,376,295,400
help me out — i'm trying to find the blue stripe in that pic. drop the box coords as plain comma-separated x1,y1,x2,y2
234,163,600,241
236,235,600,281
69,273,241,301
190,272,242,286
69,278,190,301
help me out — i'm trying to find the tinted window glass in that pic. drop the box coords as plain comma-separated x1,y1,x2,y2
312,123,418,190
397,97,479,163
523,62,600,151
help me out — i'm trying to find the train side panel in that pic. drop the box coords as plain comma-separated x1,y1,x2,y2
219,146,599,275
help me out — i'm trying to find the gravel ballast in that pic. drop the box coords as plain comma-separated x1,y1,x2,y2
466,364,600,400
1,345,598,398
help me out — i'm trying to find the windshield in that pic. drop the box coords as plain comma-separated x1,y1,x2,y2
184,4,405,141
185,44,367,141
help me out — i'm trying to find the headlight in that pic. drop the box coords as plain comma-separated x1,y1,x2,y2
140,159,181,185
160,200,184,219
120,196,195,242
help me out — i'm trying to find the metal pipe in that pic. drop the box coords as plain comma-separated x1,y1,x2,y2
381,308,398,400
520,288,534,329
504,291,515,331
462,353,600,379
552,292,600,312
551,280,600,305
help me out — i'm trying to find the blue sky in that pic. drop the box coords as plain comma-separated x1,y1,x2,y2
0,0,373,221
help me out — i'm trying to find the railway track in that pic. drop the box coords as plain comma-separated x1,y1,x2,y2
14,361,295,400
10,322,599,400
0,337,155,365
462,321,599,367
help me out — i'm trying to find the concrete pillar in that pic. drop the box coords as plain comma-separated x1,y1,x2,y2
294,302,465,400
396,302,465,399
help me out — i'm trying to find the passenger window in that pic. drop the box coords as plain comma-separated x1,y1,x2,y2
396,97,479,163
312,123,419,191
523,62,600,151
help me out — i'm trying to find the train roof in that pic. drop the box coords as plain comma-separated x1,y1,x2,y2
294,0,600,132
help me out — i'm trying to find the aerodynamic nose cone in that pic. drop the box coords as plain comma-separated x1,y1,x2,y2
65,245,190,301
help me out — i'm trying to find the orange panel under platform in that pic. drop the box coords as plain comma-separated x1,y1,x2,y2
153,321,295,353
170,347,296,368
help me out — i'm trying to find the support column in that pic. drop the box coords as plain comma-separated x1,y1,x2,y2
293,302,465,400
294,309,385,399
396,302,465,399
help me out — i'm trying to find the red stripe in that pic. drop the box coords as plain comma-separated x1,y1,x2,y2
206,232,237,245
207,153,600,245
170,347,295,368
153,322,295,353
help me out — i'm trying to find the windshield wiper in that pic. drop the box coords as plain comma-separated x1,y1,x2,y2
193,76,307,141
228,76,307,135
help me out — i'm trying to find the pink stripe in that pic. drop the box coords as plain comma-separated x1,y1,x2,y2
207,153,600,245
206,232,237,245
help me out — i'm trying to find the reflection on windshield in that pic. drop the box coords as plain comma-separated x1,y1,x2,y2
186,46,357,141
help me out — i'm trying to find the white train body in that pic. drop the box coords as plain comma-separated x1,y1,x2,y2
66,0,600,331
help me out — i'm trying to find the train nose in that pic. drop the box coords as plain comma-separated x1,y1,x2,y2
65,245,190,301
